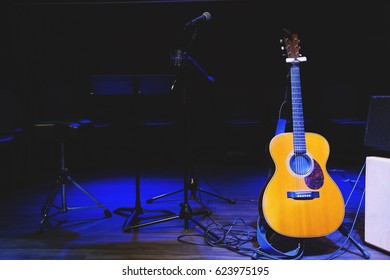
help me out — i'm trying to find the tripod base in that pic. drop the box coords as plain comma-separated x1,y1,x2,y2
146,178,236,204
114,207,177,232
115,202,211,231
37,168,112,233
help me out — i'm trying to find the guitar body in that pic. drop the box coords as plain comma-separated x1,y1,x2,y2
261,132,345,238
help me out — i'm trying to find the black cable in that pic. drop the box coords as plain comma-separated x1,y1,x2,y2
177,216,258,257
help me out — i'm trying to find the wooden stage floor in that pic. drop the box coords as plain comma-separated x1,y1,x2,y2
1,160,389,261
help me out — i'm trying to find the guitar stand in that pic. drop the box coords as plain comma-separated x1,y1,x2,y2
338,224,370,259
37,140,112,233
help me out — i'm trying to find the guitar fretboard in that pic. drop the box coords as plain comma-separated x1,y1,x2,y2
290,62,306,155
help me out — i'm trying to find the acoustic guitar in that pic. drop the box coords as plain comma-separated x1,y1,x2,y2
259,32,345,238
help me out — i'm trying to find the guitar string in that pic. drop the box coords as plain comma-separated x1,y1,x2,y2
292,60,312,234
291,63,305,193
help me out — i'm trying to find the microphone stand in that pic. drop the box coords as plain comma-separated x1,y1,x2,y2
146,28,235,206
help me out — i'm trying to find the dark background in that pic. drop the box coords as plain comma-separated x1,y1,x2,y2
1,0,390,172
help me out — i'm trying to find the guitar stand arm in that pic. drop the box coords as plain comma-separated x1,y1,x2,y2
338,225,370,259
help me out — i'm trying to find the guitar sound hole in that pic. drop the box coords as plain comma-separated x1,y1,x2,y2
290,154,312,175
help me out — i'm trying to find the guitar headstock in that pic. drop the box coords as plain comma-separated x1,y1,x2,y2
280,29,307,63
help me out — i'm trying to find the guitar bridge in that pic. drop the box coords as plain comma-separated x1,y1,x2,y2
287,191,319,200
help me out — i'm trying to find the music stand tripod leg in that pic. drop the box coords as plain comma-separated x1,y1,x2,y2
114,165,177,232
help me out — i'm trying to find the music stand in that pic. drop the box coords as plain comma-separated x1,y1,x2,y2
90,74,179,231
113,69,232,231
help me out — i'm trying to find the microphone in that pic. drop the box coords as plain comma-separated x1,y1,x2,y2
185,12,211,28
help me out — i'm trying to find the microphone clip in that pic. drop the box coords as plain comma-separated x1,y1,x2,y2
170,49,187,68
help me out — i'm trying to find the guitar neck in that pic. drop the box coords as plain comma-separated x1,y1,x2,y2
290,63,306,155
